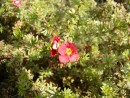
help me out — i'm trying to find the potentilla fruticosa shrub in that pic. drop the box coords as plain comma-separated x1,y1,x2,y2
0,0,130,97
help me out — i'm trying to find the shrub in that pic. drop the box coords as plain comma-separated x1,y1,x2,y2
0,0,130,97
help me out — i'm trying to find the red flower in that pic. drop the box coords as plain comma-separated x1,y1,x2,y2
58,42,79,63
12,0,22,7
50,36,60,57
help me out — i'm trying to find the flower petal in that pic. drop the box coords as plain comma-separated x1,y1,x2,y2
65,42,77,54
70,43,77,53
50,49,57,57
59,55,69,63
52,42,59,49
58,43,67,55
13,0,22,7
69,54,79,62
52,36,60,43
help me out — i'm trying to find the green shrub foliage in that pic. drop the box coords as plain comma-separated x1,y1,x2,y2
0,0,130,97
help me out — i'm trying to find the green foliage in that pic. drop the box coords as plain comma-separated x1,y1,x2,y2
17,67,33,97
101,82,116,98
0,0,130,97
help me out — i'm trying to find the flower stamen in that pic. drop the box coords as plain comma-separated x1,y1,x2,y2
66,48,72,55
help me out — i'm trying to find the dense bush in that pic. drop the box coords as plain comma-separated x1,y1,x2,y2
0,0,130,97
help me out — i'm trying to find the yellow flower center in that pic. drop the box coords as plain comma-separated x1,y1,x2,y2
66,48,72,55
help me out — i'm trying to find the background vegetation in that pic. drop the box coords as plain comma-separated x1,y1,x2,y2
0,0,130,97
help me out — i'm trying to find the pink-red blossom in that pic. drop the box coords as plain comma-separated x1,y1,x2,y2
50,36,60,57
12,0,22,7
58,41,79,63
